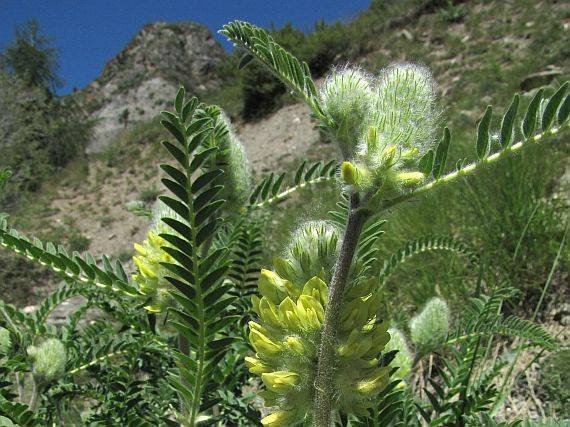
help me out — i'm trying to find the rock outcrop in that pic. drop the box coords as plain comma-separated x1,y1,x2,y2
80,22,226,152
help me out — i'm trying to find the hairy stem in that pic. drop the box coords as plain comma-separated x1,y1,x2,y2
313,193,368,426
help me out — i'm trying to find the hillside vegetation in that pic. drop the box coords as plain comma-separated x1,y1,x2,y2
3,0,568,308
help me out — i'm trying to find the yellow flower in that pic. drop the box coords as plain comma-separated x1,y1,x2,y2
284,336,306,355
259,297,282,328
245,356,272,374
301,276,328,306
278,297,302,331
250,329,281,356
296,294,324,330
259,269,288,304
261,409,297,426
356,366,390,395
261,371,299,394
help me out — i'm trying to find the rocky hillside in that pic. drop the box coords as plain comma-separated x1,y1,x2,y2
7,0,568,305
80,21,226,152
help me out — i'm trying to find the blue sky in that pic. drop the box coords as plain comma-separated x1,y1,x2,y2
0,0,371,94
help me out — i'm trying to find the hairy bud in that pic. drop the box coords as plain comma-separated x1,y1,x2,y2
372,63,437,154
384,328,413,380
214,112,253,207
0,327,11,354
319,67,374,158
28,338,67,383
280,220,340,286
410,297,450,355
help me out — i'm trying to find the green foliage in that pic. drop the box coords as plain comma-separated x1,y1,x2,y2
359,289,555,426
249,159,337,208
378,235,479,286
220,21,324,120
0,20,60,92
539,349,570,418
0,21,93,205
148,89,242,424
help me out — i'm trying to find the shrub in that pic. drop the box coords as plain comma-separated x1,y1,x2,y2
67,233,91,252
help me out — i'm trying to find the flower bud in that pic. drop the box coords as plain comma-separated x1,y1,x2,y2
213,112,253,207
258,269,289,305
346,62,439,196
284,221,339,286
319,67,374,158
284,336,307,355
301,276,328,307
0,327,11,354
29,338,67,383
250,329,281,356
341,161,358,185
395,171,425,187
258,297,282,328
261,409,297,426
338,330,372,358
362,321,390,358
384,328,413,379
245,356,272,374
340,161,372,190
356,366,390,395
261,371,299,394
296,294,324,330
278,298,302,332
372,63,437,155
410,297,450,355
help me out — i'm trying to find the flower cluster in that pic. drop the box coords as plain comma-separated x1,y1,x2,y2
246,221,391,425
319,63,438,194
132,201,180,313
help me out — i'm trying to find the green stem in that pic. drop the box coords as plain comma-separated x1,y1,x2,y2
28,376,39,411
252,175,334,208
15,372,24,402
313,192,368,427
